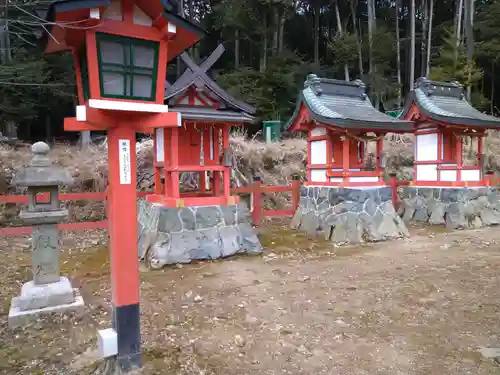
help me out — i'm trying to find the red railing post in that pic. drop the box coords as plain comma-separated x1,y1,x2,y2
251,176,262,227
291,174,301,211
486,170,495,187
389,172,398,207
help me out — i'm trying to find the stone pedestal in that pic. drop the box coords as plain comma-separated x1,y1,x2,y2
291,186,409,244
8,277,84,328
137,200,262,268
399,187,500,229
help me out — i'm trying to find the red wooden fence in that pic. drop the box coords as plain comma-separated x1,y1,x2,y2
0,178,302,236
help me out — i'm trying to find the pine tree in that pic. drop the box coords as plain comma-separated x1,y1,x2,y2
430,29,486,108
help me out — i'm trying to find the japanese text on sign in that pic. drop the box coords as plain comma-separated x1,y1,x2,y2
119,139,132,185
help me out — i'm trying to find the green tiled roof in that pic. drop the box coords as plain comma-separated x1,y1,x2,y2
285,74,413,131
401,77,500,128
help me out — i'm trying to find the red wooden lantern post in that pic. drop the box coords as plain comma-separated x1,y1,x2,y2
40,1,205,371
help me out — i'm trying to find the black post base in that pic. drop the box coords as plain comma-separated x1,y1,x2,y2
113,303,141,372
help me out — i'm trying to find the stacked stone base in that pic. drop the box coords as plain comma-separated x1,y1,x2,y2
137,200,262,268
8,277,84,328
291,186,409,245
399,187,500,229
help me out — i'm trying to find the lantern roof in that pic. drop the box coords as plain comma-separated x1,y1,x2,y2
165,44,256,123
285,74,413,132
39,0,206,60
13,142,73,187
401,77,500,128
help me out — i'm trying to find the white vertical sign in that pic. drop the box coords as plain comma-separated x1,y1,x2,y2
209,127,214,160
156,128,164,163
118,139,132,185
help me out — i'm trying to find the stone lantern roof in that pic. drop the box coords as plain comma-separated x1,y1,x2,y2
13,142,73,188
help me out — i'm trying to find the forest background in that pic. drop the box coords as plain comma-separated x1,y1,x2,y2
0,0,499,141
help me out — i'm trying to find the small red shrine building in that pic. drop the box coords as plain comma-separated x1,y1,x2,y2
401,77,500,187
287,74,412,187
148,43,256,207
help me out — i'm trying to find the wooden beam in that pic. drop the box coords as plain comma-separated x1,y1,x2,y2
64,118,109,132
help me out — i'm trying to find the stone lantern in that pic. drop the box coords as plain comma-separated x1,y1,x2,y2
8,142,83,328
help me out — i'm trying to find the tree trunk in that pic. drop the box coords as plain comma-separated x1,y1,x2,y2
491,62,495,115
410,0,416,86
335,1,349,81
395,0,402,107
176,0,185,78
421,0,428,77
272,8,279,56
426,0,434,77
278,9,286,54
260,14,268,72
314,1,320,68
235,29,240,70
351,0,363,76
367,0,374,79
465,0,474,100
455,0,464,57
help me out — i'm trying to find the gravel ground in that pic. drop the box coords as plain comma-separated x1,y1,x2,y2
1,225,500,374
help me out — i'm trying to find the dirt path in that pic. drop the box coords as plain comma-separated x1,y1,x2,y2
1,225,500,374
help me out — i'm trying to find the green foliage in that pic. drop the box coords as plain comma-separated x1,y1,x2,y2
216,51,314,119
429,29,488,109
328,32,358,67
3,0,500,137
430,29,482,85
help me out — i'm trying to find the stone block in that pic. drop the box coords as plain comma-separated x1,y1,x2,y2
292,186,409,245
194,228,223,259
428,202,446,225
221,205,237,226
169,232,202,263
445,203,467,229
239,223,262,253
289,207,303,229
413,205,429,222
363,198,377,217
8,288,84,329
401,200,416,222
138,202,262,266
345,213,362,244
31,225,60,285
219,226,240,257
378,187,392,202
480,208,500,226
196,207,222,229
360,212,383,242
301,211,319,236
158,209,183,233
237,204,251,224
17,277,75,311
377,214,401,239
179,208,196,230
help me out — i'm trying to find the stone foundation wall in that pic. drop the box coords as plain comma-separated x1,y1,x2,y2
291,186,409,245
399,187,500,229
137,200,262,267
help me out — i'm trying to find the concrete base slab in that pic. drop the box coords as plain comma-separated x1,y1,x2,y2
8,288,85,329
18,276,75,311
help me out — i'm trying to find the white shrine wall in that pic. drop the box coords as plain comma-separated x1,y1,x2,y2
308,126,382,185
414,127,482,184
309,127,328,182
